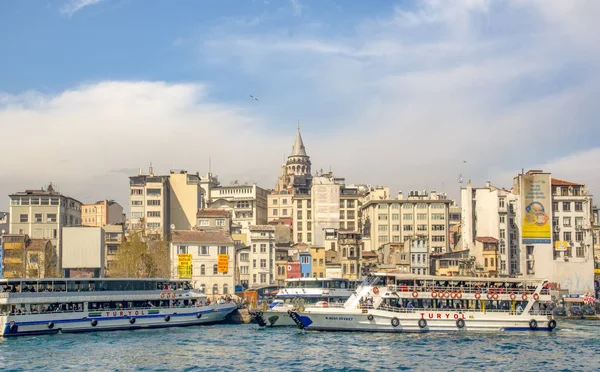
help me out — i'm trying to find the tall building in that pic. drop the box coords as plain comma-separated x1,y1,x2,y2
462,170,595,293
207,184,268,234
129,168,170,239
275,123,313,194
82,200,124,227
9,184,82,262
169,170,203,231
361,190,453,254
267,190,293,224
247,225,276,288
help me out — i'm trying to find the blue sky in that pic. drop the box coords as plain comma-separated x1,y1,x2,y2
1,0,600,208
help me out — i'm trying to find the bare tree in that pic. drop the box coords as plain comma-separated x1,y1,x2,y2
110,232,171,278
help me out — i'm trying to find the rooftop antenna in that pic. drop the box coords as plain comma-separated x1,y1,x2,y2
149,162,153,175
209,156,212,175
459,174,463,187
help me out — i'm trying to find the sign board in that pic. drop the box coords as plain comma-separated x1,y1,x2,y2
520,173,552,244
286,262,301,279
177,254,192,279
554,241,568,252
217,254,229,273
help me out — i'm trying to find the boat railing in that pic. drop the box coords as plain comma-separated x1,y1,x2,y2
372,304,553,316
381,285,550,295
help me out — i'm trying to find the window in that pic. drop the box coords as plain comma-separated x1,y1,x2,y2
432,214,445,220
283,198,288,205
417,224,427,231
200,264,206,275
564,231,572,241
253,259,256,268
432,225,444,231
147,222,160,229
563,217,571,227
403,225,413,231
500,216,505,224
297,210,302,219
147,188,161,196
403,214,412,220
20,214,28,223
259,244,266,253
347,200,355,208
297,222,303,231
132,212,143,218
147,211,161,218
240,253,249,261
260,274,267,283
553,202,558,211
499,198,505,208
131,188,143,195
500,229,506,239
307,200,312,208
301,256,310,264
218,246,228,255
223,284,228,295
575,217,584,227
378,236,388,243
563,202,571,212
212,284,218,294
576,245,585,258
199,219,209,226
297,233,302,242
253,274,257,284
402,204,413,210
199,246,208,255
347,210,355,220
296,200,302,208
272,209,278,216
339,211,345,219
178,246,187,254
46,214,57,223
485,258,488,267
132,200,143,206
307,233,312,242
236,201,250,208
272,199,278,205
417,214,427,220
148,199,161,206
283,209,288,216
576,231,584,242
432,236,445,242
378,204,388,210
575,202,583,212
213,264,218,275
216,219,225,226
378,225,388,232
378,214,388,221
34,214,42,223
392,225,400,231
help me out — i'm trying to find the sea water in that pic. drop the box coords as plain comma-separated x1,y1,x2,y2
1,321,599,371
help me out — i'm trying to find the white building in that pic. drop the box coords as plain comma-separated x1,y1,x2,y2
207,184,268,235
247,225,276,288
170,230,235,296
410,239,429,275
62,226,105,278
129,168,170,238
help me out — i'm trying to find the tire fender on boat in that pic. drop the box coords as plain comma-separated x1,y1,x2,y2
548,319,557,331
91,320,98,327
418,319,427,329
164,315,171,322
47,322,55,329
391,317,400,327
456,319,465,329
367,314,374,321
129,318,136,325
196,313,203,319
529,319,538,330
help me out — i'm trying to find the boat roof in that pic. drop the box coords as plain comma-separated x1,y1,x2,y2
373,272,546,283
0,278,189,284
285,278,359,282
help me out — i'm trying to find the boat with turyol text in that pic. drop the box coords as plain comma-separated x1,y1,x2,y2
0,278,237,337
289,273,557,333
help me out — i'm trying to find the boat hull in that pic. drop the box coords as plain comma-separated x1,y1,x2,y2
290,309,556,333
254,309,297,327
1,305,237,337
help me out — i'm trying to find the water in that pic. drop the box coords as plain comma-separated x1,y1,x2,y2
1,321,600,371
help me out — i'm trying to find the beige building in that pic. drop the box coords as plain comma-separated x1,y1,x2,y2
62,226,105,278
169,170,203,231
82,200,124,227
104,224,125,276
310,246,326,278
361,190,453,254
378,242,410,273
170,230,235,295
196,209,232,233
206,184,268,234
9,184,82,264
247,225,276,288
338,230,362,279
267,190,293,223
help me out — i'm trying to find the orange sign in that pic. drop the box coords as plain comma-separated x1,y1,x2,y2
218,254,229,273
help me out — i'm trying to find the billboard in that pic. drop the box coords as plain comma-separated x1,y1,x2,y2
217,254,229,273
286,262,301,279
521,173,552,244
177,254,192,279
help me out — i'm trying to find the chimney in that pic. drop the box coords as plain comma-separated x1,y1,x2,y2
398,191,404,200
138,168,142,175
149,163,154,176
485,181,491,188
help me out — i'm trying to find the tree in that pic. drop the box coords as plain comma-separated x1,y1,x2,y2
110,232,171,278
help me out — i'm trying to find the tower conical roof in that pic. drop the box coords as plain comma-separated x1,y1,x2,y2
291,122,307,157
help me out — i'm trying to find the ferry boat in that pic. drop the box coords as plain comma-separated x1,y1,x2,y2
0,278,237,337
289,273,557,333
253,278,359,327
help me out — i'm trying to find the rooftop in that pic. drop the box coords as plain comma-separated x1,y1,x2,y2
551,178,584,187
171,230,234,244
249,225,276,232
196,209,230,218
476,237,499,244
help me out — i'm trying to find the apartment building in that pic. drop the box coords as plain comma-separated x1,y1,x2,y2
207,184,268,234
9,184,82,262
247,225,276,288
378,242,410,273
461,181,519,276
104,224,125,276
0,234,55,278
338,230,362,279
196,209,232,233
361,190,453,254
129,169,170,238
267,190,293,223
236,246,251,289
170,230,235,295
410,239,429,275
82,200,124,227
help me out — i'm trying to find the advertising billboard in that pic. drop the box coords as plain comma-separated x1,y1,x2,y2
286,262,301,279
217,254,229,273
521,173,552,244
177,254,192,279
554,241,568,252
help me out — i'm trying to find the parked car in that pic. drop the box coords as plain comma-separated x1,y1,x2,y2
581,305,596,316
570,306,583,317
552,306,567,316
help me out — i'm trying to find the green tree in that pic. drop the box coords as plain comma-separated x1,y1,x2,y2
110,233,171,278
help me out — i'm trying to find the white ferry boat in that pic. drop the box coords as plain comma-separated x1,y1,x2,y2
253,278,359,327
0,278,237,337
289,273,557,333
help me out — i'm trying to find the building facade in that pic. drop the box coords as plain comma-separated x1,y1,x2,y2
275,124,313,194
207,184,268,234
129,169,170,239
247,225,276,288
82,200,124,227
170,230,235,295
104,224,125,276
361,190,453,254
9,184,82,264
267,190,293,223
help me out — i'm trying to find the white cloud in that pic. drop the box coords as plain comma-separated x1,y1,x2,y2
60,0,105,18
289,0,303,17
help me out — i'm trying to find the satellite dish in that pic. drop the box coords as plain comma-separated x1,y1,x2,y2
170,224,175,230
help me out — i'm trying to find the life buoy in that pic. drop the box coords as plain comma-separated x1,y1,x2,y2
533,293,540,301
391,317,400,327
487,293,493,300
442,291,450,299
47,322,55,329
164,315,171,322
171,293,176,298
412,290,419,298
418,319,427,329
474,292,481,300
548,319,557,331
431,290,438,298
509,292,516,300
367,314,374,321
492,293,499,300
160,292,165,298
91,320,98,327
129,318,136,324
455,290,462,299
522,293,528,301
456,319,465,329
372,287,380,295
322,302,329,308
529,319,538,330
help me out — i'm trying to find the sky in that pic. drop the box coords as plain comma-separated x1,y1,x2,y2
1,0,600,211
